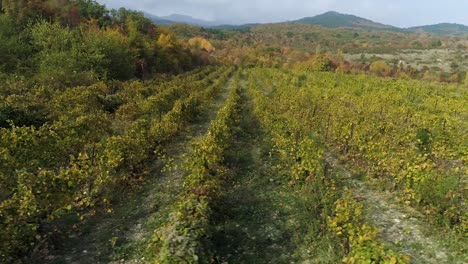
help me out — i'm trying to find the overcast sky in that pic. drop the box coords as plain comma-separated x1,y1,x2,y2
96,0,468,27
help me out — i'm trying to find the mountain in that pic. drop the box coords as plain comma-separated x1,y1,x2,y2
159,14,219,27
293,11,397,31
212,24,259,30
143,10,468,36
143,13,173,25
407,23,468,35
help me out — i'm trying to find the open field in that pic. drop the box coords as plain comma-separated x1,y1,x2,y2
345,49,468,71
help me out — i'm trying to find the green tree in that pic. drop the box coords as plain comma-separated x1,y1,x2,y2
0,14,30,72
31,21,97,88
412,40,423,49
75,0,107,21
430,39,443,48
2,0,45,22
84,26,135,79
31,20,136,86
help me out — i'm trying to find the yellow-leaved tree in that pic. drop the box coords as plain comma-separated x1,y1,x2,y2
157,33,178,49
188,37,215,53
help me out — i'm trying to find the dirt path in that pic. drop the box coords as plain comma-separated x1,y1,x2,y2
211,88,297,263
355,182,450,264
44,76,234,264
210,81,342,263
327,155,465,264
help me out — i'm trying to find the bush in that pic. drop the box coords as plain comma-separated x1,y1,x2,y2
369,61,392,77
296,54,334,72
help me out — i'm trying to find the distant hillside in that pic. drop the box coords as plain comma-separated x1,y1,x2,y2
143,10,468,36
146,13,220,27
143,13,173,25
212,24,258,31
408,23,468,35
293,11,397,31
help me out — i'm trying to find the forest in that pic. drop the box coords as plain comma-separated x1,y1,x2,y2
0,1,466,263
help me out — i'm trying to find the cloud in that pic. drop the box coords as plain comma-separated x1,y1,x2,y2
96,0,468,27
